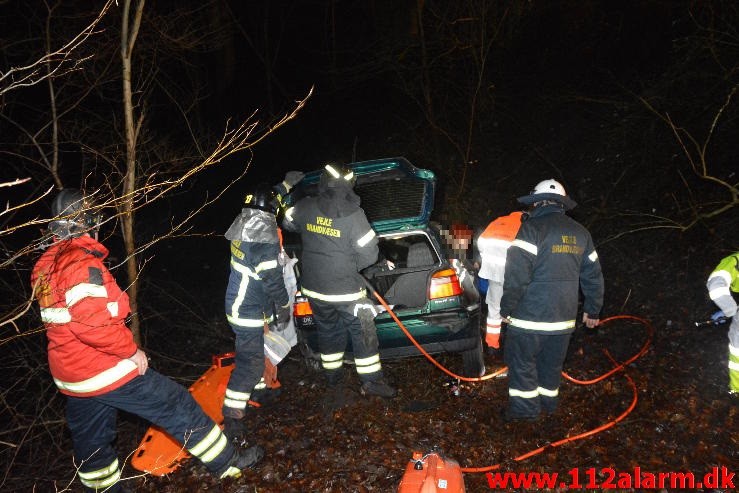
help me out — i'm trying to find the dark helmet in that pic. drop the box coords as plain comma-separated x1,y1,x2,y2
243,183,277,214
48,188,101,238
320,162,356,189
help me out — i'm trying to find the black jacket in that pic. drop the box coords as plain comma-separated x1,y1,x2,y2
283,184,378,302
500,204,604,334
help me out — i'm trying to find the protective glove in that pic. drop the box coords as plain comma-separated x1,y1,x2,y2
711,310,726,322
282,171,305,192
274,303,291,332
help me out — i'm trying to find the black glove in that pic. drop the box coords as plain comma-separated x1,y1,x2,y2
274,303,291,332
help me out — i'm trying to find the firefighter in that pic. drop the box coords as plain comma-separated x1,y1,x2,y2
282,163,397,398
705,251,739,395
500,179,604,421
477,211,523,353
221,179,301,440
31,189,262,493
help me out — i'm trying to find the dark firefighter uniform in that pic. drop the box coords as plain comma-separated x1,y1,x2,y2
501,182,603,420
282,165,391,391
223,193,290,419
32,234,246,492
706,252,739,394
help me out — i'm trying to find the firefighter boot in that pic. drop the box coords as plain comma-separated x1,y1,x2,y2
322,368,356,412
222,416,247,444
219,444,265,479
325,368,346,387
360,378,397,399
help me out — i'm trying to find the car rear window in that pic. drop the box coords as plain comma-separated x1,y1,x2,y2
355,178,427,223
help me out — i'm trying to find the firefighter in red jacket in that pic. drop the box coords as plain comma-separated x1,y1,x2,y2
31,189,262,492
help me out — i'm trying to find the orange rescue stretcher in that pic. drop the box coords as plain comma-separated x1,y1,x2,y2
130,352,280,476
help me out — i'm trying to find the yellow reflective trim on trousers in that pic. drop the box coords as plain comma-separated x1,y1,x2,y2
79,458,119,480
356,362,382,374
355,354,381,374
79,459,120,489
188,424,222,457
200,433,229,464
223,397,248,409
80,470,121,489
729,361,739,371
509,388,539,398
220,465,243,479
321,352,344,370
508,317,575,331
302,286,366,302
537,386,559,397
730,344,739,358
224,388,250,408
354,354,380,366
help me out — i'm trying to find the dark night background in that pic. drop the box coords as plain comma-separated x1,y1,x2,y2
1,1,738,492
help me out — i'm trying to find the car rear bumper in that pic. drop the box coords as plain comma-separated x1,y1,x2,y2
295,306,481,361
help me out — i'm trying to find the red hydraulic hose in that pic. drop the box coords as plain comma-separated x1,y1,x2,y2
368,284,652,474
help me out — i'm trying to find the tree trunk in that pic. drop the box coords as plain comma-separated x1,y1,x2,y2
121,0,145,345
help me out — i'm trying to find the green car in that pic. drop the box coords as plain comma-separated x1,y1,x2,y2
286,157,485,377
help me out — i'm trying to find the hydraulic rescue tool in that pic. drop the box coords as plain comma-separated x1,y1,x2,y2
397,451,465,493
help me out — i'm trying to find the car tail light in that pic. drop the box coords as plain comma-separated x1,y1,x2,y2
293,292,313,316
429,268,463,300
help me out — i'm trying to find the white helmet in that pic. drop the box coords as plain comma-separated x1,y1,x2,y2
517,178,577,210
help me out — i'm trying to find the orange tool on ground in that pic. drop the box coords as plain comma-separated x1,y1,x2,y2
130,353,281,476
397,451,466,493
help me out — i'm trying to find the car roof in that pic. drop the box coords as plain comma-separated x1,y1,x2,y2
295,157,436,233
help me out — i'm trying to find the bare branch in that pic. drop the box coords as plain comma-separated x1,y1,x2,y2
0,0,115,97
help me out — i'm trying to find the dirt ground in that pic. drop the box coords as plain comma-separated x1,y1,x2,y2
123,235,738,493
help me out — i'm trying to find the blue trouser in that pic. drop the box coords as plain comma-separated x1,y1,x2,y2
222,324,265,418
504,327,571,418
309,297,383,383
66,370,235,492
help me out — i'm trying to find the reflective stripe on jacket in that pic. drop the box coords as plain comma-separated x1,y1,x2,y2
282,195,378,301
31,236,138,397
500,204,604,335
225,239,288,327
477,211,523,282
706,252,739,318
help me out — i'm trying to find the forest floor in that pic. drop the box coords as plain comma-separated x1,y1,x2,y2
123,249,738,493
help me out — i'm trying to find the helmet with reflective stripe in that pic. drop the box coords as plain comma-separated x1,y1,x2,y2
49,189,101,239
320,162,356,189
243,183,277,214
517,178,577,210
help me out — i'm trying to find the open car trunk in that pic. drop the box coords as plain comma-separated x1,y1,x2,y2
363,232,441,309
